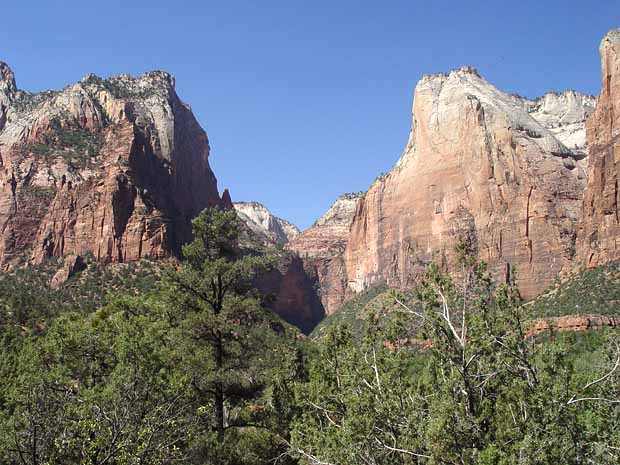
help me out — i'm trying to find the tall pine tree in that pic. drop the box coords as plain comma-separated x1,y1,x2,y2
166,207,300,464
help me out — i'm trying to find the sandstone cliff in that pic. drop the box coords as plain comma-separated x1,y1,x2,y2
577,30,620,267
287,193,362,314
0,63,225,265
255,253,325,334
344,66,585,300
234,201,299,245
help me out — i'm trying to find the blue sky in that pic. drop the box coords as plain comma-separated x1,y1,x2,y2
1,1,618,228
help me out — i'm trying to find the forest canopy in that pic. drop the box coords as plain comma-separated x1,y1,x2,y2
0,208,618,465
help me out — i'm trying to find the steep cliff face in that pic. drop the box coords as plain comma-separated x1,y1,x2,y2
255,254,325,334
0,63,224,265
234,201,299,245
344,67,585,300
288,193,362,314
577,30,620,267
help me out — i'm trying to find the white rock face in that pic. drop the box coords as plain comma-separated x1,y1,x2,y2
396,67,576,170
312,193,363,230
234,201,300,245
515,91,596,165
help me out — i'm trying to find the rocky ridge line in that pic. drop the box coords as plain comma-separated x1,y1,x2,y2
234,201,300,245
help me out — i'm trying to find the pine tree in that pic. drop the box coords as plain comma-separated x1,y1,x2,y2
165,207,300,464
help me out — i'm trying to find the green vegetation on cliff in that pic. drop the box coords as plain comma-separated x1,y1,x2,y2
20,117,105,166
310,282,388,339
530,261,620,318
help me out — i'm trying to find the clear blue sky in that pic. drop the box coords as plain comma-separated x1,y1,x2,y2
1,1,618,229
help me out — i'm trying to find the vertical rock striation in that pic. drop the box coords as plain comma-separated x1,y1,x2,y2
0,63,225,265
288,193,362,314
577,30,620,267
344,67,584,300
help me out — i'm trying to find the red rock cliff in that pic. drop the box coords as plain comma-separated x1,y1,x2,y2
344,67,585,300
0,64,224,265
577,30,620,267
287,193,362,315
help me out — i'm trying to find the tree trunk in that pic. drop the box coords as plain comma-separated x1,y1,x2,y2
214,328,224,441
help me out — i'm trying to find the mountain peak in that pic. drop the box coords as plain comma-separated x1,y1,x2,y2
602,29,620,50
407,64,571,167
233,201,300,245
0,61,16,94
454,65,480,77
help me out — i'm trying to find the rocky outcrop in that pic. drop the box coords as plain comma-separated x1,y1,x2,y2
0,63,225,266
234,201,299,245
344,66,585,300
50,254,86,289
385,315,619,347
288,193,362,314
526,314,620,338
577,30,620,268
516,91,596,166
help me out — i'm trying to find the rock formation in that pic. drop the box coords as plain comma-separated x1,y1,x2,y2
234,201,299,245
49,254,86,289
344,66,585,300
3,28,619,332
516,91,596,166
526,314,620,338
577,30,620,268
288,193,362,314
255,254,325,334
0,63,225,266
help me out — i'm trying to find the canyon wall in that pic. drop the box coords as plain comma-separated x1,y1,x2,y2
0,63,225,265
343,66,586,300
577,30,620,267
287,193,362,315
3,28,620,331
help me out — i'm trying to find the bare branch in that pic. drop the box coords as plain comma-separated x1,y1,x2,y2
393,297,425,320
373,437,432,459
568,342,620,405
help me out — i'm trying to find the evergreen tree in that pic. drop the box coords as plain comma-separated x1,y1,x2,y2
165,207,301,464
0,297,191,465
292,246,620,465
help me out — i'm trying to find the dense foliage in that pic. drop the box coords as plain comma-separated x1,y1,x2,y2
530,261,620,318
292,256,620,465
0,210,618,464
0,209,302,465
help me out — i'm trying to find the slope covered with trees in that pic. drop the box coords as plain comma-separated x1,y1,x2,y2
0,209,619,464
